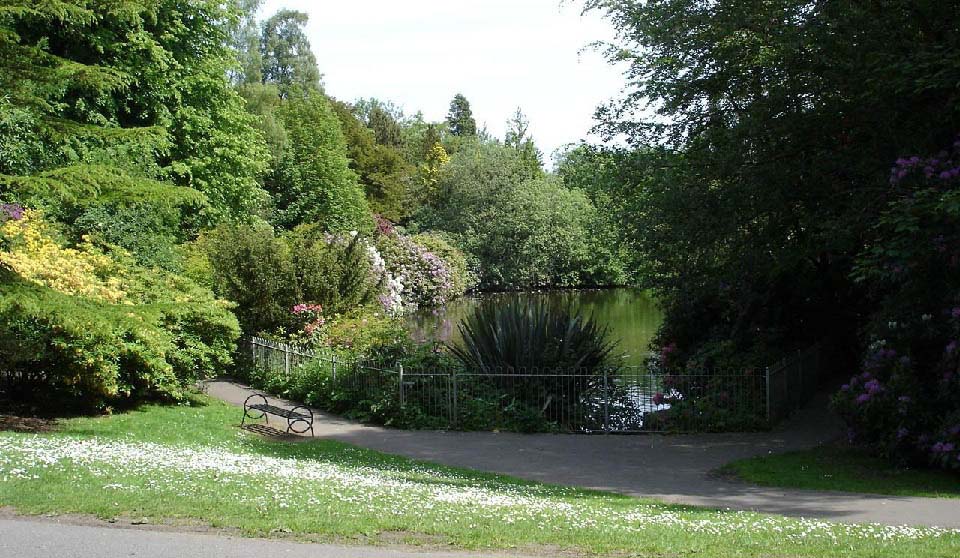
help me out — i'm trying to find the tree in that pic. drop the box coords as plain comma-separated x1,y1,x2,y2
367,105,404,148
260,9,322,95
415,141,618,288
266,91,371,232
329,98,413,222
0,0,269,225
504,107,544,176
353,98,406,148
228,0,264,85
585,0,960,369
0,0,248,408
446,93,477,137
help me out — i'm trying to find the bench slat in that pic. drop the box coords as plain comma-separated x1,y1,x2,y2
248,403,311,421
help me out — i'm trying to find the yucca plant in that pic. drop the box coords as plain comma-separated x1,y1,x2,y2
450,299,618,372
448,299,620,427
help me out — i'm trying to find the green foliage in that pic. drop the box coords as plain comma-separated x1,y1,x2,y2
555,144,649,284
0,0,270,226
201,224,381,336
228,0,264,85
448,299,619,429
315,307,411,362
329,98,413,222
266,91,372,231
196,223,295,336
72,204,182,268
584,0,960,376
286,226,382,318
449,298,618,373
0,165,206,223
259,9,322,95
417,142,622,288
165,64,270,223
0,268,239,410
445,93,476,137
504,108,543,177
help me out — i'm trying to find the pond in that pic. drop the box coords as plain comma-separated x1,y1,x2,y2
405,288,663,367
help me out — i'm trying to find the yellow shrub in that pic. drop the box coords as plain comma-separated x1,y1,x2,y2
0,209,126,302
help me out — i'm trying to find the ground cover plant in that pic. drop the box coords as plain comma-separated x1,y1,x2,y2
1,397,959,557
720,443,960,499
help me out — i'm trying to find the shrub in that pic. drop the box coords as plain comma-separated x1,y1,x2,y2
450,299,618,372
202,223,381,336
316,308,411,363
71,203,185,269
286,226,382,318
0,208,239,409
0,209,125,302
0,270,239,410
202,223,297,336
834,142,960,470
449,299,619,427
375,228,456,311
410,232,475,296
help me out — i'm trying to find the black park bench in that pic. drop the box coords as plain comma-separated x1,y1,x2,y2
241,393,315,436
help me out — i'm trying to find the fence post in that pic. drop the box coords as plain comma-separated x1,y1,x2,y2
331,354,337,382
796,349,804,405
398,362,405,407
603,368,610,434
452,369,458,428
765,366,772,422
284,343,290,375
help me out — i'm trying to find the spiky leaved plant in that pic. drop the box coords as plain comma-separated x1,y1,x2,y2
448,299,619,426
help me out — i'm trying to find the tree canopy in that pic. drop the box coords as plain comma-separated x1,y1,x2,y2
260,9,322,95
446,93,477,137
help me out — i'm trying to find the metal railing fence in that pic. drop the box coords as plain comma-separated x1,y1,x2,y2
246,336,814,433
765,342,823,423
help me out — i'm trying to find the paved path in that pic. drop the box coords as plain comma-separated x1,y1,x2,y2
207,379,960,528
0,516,512,558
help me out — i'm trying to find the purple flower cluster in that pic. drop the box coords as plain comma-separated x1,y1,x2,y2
843,370,889,406
891,151,960,185
931,442,956,454
0,203,24,221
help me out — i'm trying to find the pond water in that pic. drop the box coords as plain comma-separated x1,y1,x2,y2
405,288,663,367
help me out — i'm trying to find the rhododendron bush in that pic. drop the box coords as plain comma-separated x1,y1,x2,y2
835,140,960,470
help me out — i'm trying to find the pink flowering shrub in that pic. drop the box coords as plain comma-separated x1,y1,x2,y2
290,303,325,340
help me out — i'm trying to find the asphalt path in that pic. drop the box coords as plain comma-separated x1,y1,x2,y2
0,516,516,558
207,378,960,528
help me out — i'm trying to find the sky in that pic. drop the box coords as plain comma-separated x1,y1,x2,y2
259,0,627,164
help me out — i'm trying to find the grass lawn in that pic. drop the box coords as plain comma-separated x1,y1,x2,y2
720,444,960,499
1,396,958,557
